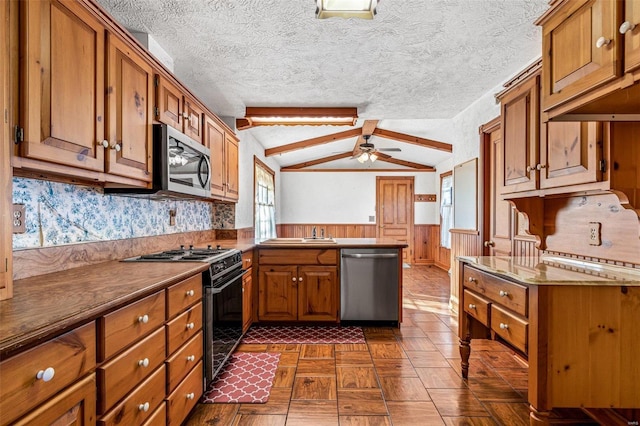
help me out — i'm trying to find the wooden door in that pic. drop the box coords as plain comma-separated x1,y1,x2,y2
155,75,182,131
539,121,603,189
502,74,539,193
183,96,203,144
258,266,297,321
225,134,240,201
623,0,640,73
20,0,105,172
376,177,414,263
204,114,226,198
297,266,338,321
242,272,252,332
105,34,153,183
540,0,622,110
0,0,11,301
484,119,513,256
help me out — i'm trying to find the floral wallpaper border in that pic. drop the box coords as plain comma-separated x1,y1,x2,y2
12,178,235,249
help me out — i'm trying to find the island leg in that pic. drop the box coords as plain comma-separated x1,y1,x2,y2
529,405,551,425
459,335,471,379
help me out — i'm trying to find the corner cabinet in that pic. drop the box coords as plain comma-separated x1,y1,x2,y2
204,114,239,202
155,75,204,145
258,249,339,322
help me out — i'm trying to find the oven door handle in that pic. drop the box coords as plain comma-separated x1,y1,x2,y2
210,269,247,294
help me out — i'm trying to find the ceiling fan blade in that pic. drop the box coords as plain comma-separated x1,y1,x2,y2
377,148,401,152
374,152,393,159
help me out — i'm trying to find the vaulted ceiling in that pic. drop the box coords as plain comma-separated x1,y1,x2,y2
96,0,548,171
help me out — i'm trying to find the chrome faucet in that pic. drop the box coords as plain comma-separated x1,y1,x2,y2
321,228,325,238
312,226,317,238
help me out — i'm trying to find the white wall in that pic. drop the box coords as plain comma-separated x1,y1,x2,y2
235,131,282,229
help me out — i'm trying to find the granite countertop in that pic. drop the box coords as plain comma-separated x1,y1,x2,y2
459,254,640,285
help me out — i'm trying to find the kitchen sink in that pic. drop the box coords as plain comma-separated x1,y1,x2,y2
260,237,337,245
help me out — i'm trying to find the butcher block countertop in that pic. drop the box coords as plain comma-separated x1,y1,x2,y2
459,254,640,285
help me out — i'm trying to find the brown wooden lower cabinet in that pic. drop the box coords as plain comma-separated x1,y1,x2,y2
458,259,640,424
166,361,203,426
142,402,166,426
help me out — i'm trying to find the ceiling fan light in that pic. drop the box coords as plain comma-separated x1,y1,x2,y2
316,0,378,19
357,152,368,163
369,152,378,162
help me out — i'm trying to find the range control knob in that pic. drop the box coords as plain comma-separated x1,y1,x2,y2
216,245,222,250
189,245,194,250
207,245,213,250
180,245,185,250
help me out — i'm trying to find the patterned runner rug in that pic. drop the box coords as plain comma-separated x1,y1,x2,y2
241,325,365,344
201,352,280,404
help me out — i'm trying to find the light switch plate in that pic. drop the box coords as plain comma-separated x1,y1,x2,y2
12,204,26,234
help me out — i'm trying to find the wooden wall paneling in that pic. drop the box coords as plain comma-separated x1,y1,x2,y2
277,224,377,239
236,227,254,240
437,246,451,271
1,0,12,300
610,122,640,209
449,229,482,313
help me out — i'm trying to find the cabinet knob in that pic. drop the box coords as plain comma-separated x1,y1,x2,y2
186,322,195,330
183,113,190,120
468,304,476,310
298,277,303,282
526,165,537,173
186,392,195,400
138,358,150,368
99,139,109,149
187,355,196,362
595,36,611,48
499,323,509,330
467,277,476,283
619,21,636,34
499,290,509,297
36,367,55,382
138,314,149,324
292,277,297,282
186,289,195,297
483,241,495,248
138,402,150,412
111,143,121,152
536,163,546,170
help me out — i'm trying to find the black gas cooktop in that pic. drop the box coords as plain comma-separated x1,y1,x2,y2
124,245,238,263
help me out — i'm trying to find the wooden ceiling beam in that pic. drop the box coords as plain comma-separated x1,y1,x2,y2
372,128,452,152
265,128,362,157
376,156,435,170
281,152,353,170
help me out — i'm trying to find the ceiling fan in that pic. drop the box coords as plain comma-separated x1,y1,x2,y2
352,134,401,163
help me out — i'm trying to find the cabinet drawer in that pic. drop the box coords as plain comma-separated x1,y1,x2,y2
166,331,203,393
491,305,528,354
463,289,491,326
0,322,96,425
99,364,166,426
100,291,165,361
242,251,253,269
167,274,202,319
13,373,96,426
142,401,166,426
166,361,203,426
258,249,337,265
463,266,528,317
166,302,202,356
98,327,166,414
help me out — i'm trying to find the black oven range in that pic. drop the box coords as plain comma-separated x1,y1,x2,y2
124,245,246,385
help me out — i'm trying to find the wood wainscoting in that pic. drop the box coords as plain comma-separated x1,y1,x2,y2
278,224,376,238
449,229,482,313
414,225,450,270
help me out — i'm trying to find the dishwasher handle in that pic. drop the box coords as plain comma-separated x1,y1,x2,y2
342,253,398,259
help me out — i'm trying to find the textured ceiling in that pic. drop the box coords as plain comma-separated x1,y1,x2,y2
96,0,549,169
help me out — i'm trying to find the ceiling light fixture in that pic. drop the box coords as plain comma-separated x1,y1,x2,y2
316,0,378,20
357,151,377,163
236,107,358,130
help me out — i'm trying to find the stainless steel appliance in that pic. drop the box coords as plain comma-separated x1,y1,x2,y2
124,245,246,384
106,123,211,199
340,248,399,325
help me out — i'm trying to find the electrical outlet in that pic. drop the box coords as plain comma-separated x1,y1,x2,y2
588,222,601,246
169,209,176,226
12,204,26,234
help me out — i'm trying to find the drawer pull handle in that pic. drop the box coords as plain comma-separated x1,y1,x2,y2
186,322,195,330
467,277,476,283
138,402,150,412
36,367,55,382
468,303,476,310
499,290,509,297
138,358,150,368
138,314,149,324
186,392,195,400
186,289,195,297
499,323,509,330
187,355,196,362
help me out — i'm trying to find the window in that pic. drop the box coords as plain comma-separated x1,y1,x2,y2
440,171,453,249
255,157,276,239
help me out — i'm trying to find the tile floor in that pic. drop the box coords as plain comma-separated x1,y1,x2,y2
185,265,599,426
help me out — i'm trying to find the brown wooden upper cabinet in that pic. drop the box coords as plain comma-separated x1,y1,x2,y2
155,75,204,144
18,0,152,185
499,68,605,196
204,114,239,201
623,0,640,73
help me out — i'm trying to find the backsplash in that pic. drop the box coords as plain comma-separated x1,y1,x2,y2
12,178,235,249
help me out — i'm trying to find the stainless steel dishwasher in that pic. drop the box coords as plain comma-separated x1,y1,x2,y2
340,248,399,325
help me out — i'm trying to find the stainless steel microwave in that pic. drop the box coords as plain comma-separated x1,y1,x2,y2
107,124,211,199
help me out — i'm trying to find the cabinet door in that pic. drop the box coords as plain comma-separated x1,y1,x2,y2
623,0,640,73
183,96,203,144
20,0,105,172
540,0,622,110
0,0,10,301
155,75,182,130
502,75,539,193
298,266,338,321
487,123,513,256
258,266,297,321
539,121,603,189
105,34,153,183
242,271,253,332
225,134,240,201
204,114,226,198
